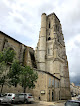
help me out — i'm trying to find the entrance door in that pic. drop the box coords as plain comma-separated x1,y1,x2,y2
52,91,54,101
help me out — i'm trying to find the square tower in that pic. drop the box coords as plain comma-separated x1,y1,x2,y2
35,13,71,100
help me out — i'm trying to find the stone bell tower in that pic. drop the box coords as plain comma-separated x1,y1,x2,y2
35,13,71,100
35,13,46,71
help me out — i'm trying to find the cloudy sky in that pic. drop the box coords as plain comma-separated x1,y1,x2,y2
0,0,80,85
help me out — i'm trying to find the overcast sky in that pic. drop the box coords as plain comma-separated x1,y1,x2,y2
0,0,80,86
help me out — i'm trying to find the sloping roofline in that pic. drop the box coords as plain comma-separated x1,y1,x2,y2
0,31,33,49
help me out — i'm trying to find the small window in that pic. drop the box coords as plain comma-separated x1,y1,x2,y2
52,79,54,86
55,80,57,88
58,82,59,88
48,37,51,40
49,22,50,28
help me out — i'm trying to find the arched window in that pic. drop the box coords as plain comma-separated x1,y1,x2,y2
48,37,51,40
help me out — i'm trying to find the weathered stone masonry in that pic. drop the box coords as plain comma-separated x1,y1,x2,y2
0,12,71,101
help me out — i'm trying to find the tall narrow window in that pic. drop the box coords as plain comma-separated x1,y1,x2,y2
49,78,51,87
49,22,50,28
48,48,50,54
52,79,54,87
55,80,57,88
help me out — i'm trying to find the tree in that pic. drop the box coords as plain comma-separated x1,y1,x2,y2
0,61,7,93
0,47,16,93
0,48,38,93
19,66,38,93
8,60,22,87
0,48,15,64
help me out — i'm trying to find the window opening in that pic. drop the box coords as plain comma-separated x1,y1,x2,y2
49,78,51,87
52,79,54,86
48,37,51,40
49,22,50,28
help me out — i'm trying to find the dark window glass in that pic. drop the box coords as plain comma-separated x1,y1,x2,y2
29,94,32,96
8,94,12,96
3,94,7,97
48,37,51,40
49,22,50,28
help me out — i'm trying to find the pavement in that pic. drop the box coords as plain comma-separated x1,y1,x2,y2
0,97,78,106
0,96,79,106
0,100,65,106
38,100,65,106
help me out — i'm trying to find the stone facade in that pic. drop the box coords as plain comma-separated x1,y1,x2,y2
0,12,71,101
0,31,36,68
35,13,71,100
32,70,60,101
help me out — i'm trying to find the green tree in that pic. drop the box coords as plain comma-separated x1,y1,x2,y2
8,60,22,87
0,62,7,93
19,66,38,93
0,47,16,93
2,48,16,64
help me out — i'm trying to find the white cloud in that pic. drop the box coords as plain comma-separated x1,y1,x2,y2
66,34,80,84
0,0,80,85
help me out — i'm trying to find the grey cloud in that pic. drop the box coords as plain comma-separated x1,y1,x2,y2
74,41,80,48
61,2,80,41
15,9,34,22
69,3,80,25
63,28,79,41
0,1,12,19
70,74,80,86
13,16,23,25
68,45,80,85
0,0,80,85
38,0,55,16
6,0,16,4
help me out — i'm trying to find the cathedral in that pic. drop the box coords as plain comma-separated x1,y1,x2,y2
0,13,71,101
